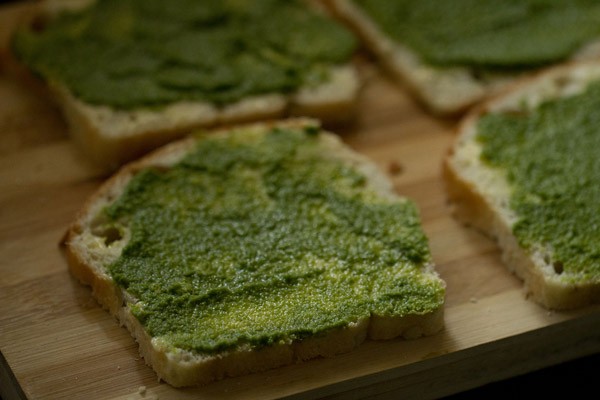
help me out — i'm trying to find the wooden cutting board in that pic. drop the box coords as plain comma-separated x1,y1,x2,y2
1,3,599,399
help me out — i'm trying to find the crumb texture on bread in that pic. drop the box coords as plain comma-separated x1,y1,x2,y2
445,62,600,310
64,119,445,387
326,0,600,114
10,0,361,169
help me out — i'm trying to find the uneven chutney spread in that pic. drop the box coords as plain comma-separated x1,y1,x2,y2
13,0,356,109
100,125,444,353
352,0,600,70
476,82,600,282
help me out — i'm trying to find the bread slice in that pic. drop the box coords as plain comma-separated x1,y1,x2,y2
63,118,445,387
444,62,600,310
7,0,361,170
325,0,600,115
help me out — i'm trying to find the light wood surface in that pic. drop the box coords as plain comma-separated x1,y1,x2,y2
1,2,599,399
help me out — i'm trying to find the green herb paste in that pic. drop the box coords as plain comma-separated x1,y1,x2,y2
477,82,600,282
101,126,444,354
13,0,356,109
353,0,600,70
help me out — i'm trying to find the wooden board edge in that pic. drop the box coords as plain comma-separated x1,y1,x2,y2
0,350,27,400
287,310,600,399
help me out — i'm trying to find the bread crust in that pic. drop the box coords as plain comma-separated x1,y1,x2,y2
325,0,600,115
444,62,600,309
63,118,445,387
7,0,362,170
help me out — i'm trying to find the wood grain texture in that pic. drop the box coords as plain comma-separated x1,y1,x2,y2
1,2,599,399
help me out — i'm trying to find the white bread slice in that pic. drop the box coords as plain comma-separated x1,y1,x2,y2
48,65,359,171
444,62,600,310
7,0,361,170
325,0,600,115
63,118,445,387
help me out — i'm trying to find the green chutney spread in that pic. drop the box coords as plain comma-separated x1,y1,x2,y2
100,125,444,354
477,82,600,283
13,0,356,109
353,0,600,70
